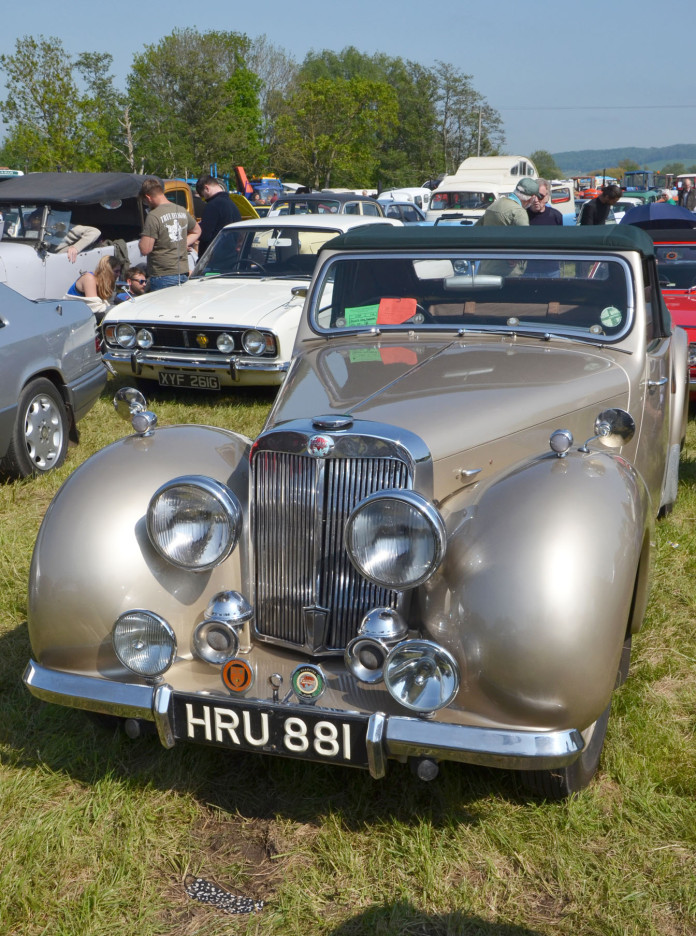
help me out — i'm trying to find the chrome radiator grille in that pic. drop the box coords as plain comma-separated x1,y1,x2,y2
252,450,412,652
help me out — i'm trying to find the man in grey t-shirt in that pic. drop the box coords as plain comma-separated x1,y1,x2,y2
139,178,201,291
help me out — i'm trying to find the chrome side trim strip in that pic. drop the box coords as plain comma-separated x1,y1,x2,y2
23,660,155,721
384,718,584,770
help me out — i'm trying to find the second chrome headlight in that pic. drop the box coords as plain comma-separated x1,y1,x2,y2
147,475,242,571
345,490,446,589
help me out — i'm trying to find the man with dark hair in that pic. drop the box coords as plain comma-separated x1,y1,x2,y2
195,175,241,256
113,264,148,304
578,184,621,225
139,178,200,291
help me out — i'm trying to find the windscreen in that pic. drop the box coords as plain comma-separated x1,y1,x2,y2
312,254,633,340
655,244,696,289
192,226,340,278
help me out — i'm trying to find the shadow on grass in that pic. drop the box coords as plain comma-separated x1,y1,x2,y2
0,622,531,830
327,902,545,936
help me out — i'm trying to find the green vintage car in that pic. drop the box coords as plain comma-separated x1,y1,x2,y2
24,225,688,799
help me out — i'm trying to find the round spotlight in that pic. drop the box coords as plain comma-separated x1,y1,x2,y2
147,475,242,571
112,610,176,677
242,329,266,355
115,323,136,348
216,332,235,353
345,490,446,589
345,636,388,684
136,328,154,349
384,640,460,713
193,619,240,664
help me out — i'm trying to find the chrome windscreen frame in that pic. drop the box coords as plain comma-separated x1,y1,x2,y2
308,250,637,344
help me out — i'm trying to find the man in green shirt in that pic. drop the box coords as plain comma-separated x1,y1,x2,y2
139,178,201,291
478,177,540,226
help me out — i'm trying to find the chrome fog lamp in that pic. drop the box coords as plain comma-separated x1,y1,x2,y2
384,639,460,713
345,607,408,684
242,329,266,355
115,323,136,348
112,610,176,676
345,490,446,589
136,328,154,349
217,332,235,353
147,475,242,571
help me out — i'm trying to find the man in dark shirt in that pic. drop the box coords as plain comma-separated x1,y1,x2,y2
195,175,241,256
578,184,621,225
527,179,563,226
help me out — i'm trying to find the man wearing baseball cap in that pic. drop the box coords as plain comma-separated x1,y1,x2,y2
478,177,540,226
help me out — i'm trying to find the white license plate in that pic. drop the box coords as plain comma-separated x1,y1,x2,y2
172,694,369,768
158,371,220,390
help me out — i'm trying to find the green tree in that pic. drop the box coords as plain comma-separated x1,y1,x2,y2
297,47,440,188
273,76,398,189
433,62,504,175
529,150,562,179
127,29,264,178
0,35,124,171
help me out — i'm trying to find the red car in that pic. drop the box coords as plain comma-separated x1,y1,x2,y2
653,229,696,399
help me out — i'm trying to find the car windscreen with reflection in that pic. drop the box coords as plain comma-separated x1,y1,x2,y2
192,226,340,278
655,244,696,289
311,254,634,340
430,191,496,210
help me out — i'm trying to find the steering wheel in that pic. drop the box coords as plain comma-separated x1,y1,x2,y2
229,258,268,274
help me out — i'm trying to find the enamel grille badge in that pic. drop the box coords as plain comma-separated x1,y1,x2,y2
222,659,254,693
307,435,334,457
291,664,326,702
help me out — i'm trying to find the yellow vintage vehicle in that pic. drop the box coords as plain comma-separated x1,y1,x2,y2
23,225,688,798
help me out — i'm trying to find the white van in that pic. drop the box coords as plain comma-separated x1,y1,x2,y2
426,155,539,223
377,187,432,212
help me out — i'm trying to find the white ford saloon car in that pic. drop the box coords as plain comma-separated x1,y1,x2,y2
101,215,400,391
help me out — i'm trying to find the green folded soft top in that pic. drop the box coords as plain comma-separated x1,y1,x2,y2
323,223,656,257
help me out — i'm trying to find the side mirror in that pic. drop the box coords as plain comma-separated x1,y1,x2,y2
580,408,635,452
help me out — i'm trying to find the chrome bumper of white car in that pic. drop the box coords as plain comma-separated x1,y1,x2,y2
103,349,290,377
24,660,585,777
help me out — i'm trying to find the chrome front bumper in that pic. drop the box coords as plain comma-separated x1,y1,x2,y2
103,349,289,377
24,660,585,778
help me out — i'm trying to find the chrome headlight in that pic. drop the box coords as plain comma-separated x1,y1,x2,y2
112,610,176,676
147,475,242,571
384,639,460,712
217,332,235,353
242,329,267,355
345,490,446,589
115,323,136,348
136,328,154,349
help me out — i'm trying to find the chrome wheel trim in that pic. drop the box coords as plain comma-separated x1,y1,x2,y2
24,393,64,470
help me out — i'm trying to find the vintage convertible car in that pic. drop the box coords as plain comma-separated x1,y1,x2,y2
23,226,688,798
0,173,195,301
101,215,399,391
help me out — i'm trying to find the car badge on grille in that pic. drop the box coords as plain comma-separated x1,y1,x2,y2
196,333,209,349
222,658,253,693
290,664,326,702
307,435,334,457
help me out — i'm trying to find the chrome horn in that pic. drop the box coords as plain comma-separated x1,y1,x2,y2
345,608,408,684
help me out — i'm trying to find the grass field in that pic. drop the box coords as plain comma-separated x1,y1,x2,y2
1,377,695,936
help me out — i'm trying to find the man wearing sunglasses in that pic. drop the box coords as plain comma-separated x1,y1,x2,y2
113,265,148,304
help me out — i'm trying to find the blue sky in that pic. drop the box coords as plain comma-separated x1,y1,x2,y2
2,0,693,158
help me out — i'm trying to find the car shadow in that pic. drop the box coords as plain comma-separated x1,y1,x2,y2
1,622,537,830
325,903,545,935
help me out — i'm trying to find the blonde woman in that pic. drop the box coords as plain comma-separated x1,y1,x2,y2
65,256,120,319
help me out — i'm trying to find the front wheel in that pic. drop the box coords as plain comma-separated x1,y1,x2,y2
1,378,69,478
519,701,612,800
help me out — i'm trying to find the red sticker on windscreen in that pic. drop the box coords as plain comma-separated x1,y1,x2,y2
377,297,417,324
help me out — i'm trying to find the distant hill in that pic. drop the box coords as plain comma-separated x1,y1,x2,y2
551,144,696,175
